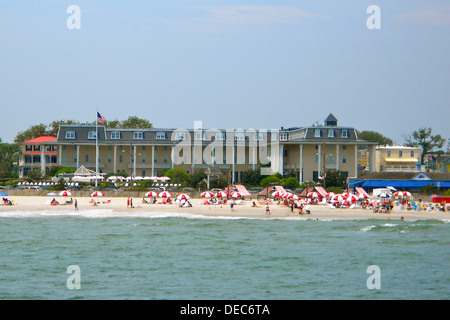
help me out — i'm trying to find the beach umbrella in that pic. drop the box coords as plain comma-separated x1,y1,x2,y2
402,191,412,197
271,191,284,198
282,192,292,199
91,191,105,197
358,193,369,199
230,191,243,198
307,192,319,198
215,191,227,198
0,192,8,197
346,194,359,202
176,193,190,200
59,190,72,197
46,192,57,197
145,191,158,197
326,192,336,198
286,194,298,200
158,191,172,198
201,191,214,198
331,194,344,202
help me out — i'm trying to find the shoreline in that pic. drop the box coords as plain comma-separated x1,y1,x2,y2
1,196,449,221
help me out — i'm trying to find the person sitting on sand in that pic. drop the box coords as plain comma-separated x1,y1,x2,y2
252,201,257,207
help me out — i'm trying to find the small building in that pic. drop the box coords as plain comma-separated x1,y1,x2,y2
18,135,58,178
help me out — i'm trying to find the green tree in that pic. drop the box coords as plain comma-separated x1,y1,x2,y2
14,124,49,144
241,169,263,187
405,127,446,164
282,177,299,190
324,170,347,188
260,175,281,187
119,116,152,129
357,130,393,146
165,168,191,186
0,140,19,178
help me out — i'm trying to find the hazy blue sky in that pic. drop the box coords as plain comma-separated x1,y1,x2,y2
0,1,449,145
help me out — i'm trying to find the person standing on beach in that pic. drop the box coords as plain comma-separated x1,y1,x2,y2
74,199,78,210
265,204,270,215
230,200,235,212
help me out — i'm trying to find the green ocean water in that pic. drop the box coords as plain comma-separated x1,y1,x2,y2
0,211,448,300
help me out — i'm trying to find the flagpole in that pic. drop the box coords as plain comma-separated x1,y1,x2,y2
95,110,99,187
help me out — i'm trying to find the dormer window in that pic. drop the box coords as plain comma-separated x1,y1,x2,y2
280,133,288,141
88,131,97,139
314,129,321,138
65,131,76,139
133,132,144,140
156,132,166,140
328,129,335,138
342,130,348,138
111,132,121,140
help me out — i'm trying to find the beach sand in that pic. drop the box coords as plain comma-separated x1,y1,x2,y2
1,196,449,221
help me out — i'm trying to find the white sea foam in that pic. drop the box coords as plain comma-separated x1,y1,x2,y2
360,225,376,232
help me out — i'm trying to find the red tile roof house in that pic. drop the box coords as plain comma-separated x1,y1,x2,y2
18,135,58,178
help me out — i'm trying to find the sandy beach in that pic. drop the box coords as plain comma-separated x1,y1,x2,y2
1,196,449,221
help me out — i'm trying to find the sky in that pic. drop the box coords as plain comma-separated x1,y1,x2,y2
0,0,449,146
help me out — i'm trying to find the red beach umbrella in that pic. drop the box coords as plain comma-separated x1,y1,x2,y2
230,192,243,198
158,191,172,198
201,191,215,198
176,193,190,200
215,191,227,198
59,190,72,197
145,191,158,197
271,191,284,198
91,191,105,197
307,192,319,198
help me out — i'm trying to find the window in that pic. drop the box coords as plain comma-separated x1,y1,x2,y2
215,132,225,140
195,132,203,140
65,131,76,139
271,133,278,141
85,154,89,162
154,155,157,163
328,154,333,164
342,154,347,164
342,130,348,138
88,131,97,140
156,132,166,140
133,132,144,140
174,132,186,140
314,129,321,138
108,155,112,163
399,150,403,158
410,150,414,157
387,150,391,157
315,154,319,163
280,133,288,141
119,155,123,163
163,155,168,164
142,155,146,163
235,133,245,141
111,132,121,140
254,132,264,141
328,129,335,138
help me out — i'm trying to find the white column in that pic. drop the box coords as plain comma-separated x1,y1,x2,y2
354,145,358,178
299,144,303,183
59,145,62,166
151,146,155,177
336,145,340,171
113,146,117,173
279,144,284,175
76,145,80,169
232,146,235,183
133,146,137,177
318,144,321,177
41,144,46,176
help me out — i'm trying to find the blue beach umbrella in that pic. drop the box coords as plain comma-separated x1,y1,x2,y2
0,192,8,196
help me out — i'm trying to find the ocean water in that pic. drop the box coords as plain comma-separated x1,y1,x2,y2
0,209,448,300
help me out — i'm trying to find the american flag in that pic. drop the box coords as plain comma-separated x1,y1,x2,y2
97,112,106,125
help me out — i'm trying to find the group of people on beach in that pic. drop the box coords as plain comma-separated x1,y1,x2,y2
2,197,13,206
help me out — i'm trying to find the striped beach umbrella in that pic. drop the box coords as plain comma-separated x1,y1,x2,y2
176,193,190,200
358,193,369,199
230,192,243,198
346,194,359,202
145,191,158,197
59,190,72,197
215,191,227,198
201,191,214,198
326,192,336,198
91,191,105,197
158,191,172,198
271,191,284,198
307,192,319,198
331,194,344,202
